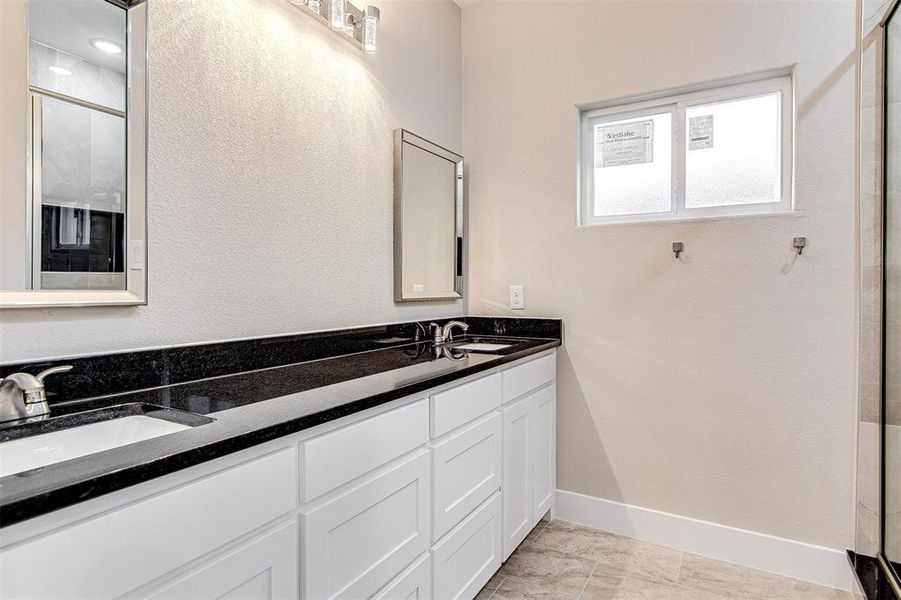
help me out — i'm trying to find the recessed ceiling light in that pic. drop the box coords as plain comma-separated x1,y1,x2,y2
48,66,72,76
90,38,122,54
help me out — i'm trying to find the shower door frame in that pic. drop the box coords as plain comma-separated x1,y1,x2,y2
880,0,901,594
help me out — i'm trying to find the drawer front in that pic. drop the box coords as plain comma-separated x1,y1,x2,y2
300,399,428,502
432,493,502,600
142,520,299,600
0,447,296,600
431,374,501,438
302,450,430,600
502,353,555,404
432,412,502,541
372,553,432,600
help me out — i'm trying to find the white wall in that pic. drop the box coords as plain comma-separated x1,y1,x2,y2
0,0,463,362
463,1,857,550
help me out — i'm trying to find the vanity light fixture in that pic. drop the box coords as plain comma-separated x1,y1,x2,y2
48,66,72,76
329,0,346,31
363,6,379,54
288,0,379,53
90,38,122,54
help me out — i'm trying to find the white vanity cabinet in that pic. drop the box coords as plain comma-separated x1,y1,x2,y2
0,349,556,600
300,450,431,600
501,353,557,560
0,447,299,599
143,520,300,600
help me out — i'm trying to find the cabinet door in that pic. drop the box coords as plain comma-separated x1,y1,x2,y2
432,412,502,541
531,385,556,522
502,396,531,561
143,520,298,600
301,450,430,600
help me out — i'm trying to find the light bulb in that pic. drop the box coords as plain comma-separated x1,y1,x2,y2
363,6,379,54
329,0,346,31
345,14,356,37
90,38,123,54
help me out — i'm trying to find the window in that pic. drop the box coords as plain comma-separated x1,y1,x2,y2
578,74,792,225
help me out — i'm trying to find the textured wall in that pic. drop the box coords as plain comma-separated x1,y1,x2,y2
463,1,857,549
0,0,463,362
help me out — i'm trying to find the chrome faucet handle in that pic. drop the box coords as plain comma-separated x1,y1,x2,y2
0,365,72,423
36,365,73,383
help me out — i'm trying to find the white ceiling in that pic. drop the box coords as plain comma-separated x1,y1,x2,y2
28,0,127,73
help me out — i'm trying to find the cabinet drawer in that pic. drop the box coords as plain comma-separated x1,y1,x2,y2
502,353,555,404
431,374,501,438
142,520,298,599
432,412,501,541
432,493,502,600
372,553,431,600
300,399,428,502
301,450,430,600
0,447,296,600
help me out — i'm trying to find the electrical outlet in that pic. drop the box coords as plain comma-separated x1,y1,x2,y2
509,285,524,310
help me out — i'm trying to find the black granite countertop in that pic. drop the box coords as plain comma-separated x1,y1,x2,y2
0,329,560,527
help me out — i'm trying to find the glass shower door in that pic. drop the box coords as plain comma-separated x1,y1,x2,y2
32,94,126,290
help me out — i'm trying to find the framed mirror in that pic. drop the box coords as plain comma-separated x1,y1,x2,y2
0,0,147,308
393,129,463,302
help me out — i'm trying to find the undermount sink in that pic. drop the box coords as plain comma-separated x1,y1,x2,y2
0,405,212,478
454,342,513,352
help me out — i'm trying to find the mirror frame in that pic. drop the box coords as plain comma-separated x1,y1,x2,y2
0,0,148,309
393,129,464,302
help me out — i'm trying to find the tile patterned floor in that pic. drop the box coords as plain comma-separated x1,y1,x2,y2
476,520,857,599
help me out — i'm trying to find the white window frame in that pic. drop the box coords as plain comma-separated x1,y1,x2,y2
578,74,793,226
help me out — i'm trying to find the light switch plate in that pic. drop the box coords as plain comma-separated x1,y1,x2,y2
509,285,524,310
129,240,144,270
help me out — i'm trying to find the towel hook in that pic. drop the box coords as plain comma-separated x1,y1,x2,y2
672,242,684,259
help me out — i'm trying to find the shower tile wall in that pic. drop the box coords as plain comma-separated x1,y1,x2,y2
858,11,885,558
29,41,125,111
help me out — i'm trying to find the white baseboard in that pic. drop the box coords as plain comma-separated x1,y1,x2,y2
553,489,855,592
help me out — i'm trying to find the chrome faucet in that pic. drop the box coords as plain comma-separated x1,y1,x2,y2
429,321,469,345
0,365,72,424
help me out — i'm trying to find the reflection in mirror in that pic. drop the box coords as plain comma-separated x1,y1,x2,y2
0,0,146,307
393,130,463,302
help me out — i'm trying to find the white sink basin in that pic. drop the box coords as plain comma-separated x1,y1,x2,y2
0,416,189,478
455,343,512,352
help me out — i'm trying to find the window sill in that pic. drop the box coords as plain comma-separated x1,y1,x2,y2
576,209,805,229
